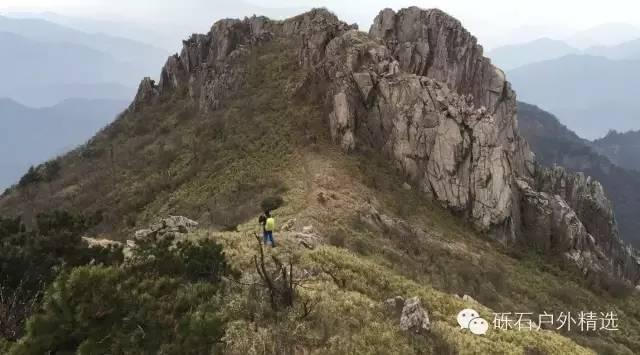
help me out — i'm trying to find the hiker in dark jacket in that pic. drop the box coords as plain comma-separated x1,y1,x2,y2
258,211,275,247
258,210,275,247
259,211,268,234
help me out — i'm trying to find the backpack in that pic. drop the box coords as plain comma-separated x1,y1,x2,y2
265,217,275,231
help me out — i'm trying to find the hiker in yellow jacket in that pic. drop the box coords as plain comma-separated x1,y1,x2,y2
263,211,276,248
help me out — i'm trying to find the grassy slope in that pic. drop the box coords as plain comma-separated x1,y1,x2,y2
1,38,638,354
210,143,638,354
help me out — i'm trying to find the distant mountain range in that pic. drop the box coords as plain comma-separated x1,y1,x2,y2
0,98,127,190
3,3,307,53
593,130,640,172
0,15,168,66
0,15,167,107
488,36,640,70
507,54,640,139
0,14,166,189
566,22,640,49
0,31,138,106
488,28,640,140
584,38,640,60
518,102,640,247
488,38,578,70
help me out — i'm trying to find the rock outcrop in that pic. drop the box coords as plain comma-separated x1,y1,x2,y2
131,10,356,114
318,13,525,240
384,296,431,334
134,215,199,242
526,166,640,283
131,7,639,285
400,297,431,334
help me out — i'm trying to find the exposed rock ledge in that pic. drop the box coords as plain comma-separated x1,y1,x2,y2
130,7,639,285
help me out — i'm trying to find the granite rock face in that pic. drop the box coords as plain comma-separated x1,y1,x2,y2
368,7,528,164
529,166,640,283
318,21,520,238
130,7,639,285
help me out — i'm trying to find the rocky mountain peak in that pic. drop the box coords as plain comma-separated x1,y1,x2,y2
127,6,638,286
369,8,517,142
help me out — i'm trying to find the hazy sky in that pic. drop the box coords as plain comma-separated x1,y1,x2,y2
2,0,640,49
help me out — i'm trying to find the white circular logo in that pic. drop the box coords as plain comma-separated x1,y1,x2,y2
457,308,479,329
469,317,489,335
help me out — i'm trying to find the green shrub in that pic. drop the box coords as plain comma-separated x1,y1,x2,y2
41,160,61,182
0,211,122,341
17,166,41,188
327,227,347,248
0,338,12,353
12,236,236,354
128,235,237,282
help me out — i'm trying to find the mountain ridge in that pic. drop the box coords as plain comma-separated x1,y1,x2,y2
3,5,638,287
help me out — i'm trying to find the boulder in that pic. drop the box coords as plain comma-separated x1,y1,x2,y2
83,237,123,249
282,218,296,232
134,216,198,241
294,232,322,250
399,297,431,334
134,229,153,239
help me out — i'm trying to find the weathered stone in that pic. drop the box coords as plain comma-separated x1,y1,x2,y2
134,216,198,241
130,77,159,111
293,232,321,249
83,237,123,249
282,218,296,232
369,7,520,153
399,297,431,334
134,229,153,239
